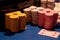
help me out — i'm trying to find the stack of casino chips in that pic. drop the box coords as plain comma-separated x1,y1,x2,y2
47,0,55,10
30,7,44,25
9,15,19,32
40,0,55,9
23,6,58,30
40,0,47,8
44,10,54,30
23,6,44,25
57,12,60,23
5,13,13,30
19,13,27,30
5,11,27,32
23,6,37,23
31,9,38,25
54,3,60,23
38,8,58,30
38,11,45,27
23,8,31,23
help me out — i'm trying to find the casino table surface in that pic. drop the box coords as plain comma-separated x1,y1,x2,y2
0,1,60,40
0,23,60,40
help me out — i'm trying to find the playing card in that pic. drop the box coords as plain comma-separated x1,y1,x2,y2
38,29,60,38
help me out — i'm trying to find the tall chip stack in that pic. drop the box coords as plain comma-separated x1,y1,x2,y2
47,0,55,10
19,13,27,30
54,3,60,12
40,0,47,8
44,11,54,30
38,11,45,27
9,15,19,32
23,8,31,23
31,9,38,25
52,10,58,26
5,13,13,30
54,3,60,23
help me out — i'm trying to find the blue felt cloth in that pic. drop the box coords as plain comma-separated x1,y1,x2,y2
0,24,60,40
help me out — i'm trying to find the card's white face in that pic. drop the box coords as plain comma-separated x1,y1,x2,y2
38,29,60,38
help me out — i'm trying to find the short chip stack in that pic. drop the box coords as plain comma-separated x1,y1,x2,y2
5,11,27,32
